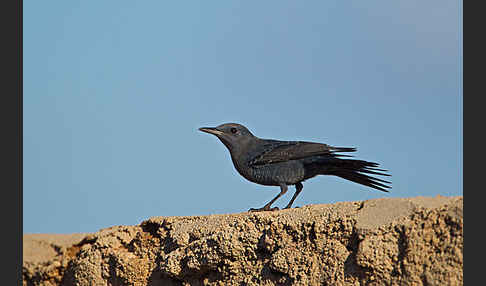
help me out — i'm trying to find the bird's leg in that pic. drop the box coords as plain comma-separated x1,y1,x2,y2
249,183,288,212
284,182,303,209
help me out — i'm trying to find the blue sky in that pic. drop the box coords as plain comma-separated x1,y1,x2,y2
24,1,462,234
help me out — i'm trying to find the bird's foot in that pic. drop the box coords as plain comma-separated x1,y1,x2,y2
283,205,300,209
248,206,279,212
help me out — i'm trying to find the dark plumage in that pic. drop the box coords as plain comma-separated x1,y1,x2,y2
199,123,391,212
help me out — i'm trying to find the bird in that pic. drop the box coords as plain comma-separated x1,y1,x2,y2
199,123,391,212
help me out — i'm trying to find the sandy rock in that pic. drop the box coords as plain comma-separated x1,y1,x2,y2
23,195,463,285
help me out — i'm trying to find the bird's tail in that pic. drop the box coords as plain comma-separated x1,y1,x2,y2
324,158,391,192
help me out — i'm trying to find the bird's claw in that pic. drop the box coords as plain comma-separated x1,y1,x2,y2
248,206,280,212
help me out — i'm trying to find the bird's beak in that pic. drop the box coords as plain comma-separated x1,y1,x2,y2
199,127,223,136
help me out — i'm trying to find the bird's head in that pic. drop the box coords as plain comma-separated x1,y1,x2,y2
199,123,255,152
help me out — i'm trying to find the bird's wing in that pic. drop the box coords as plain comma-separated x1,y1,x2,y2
249,140,356,166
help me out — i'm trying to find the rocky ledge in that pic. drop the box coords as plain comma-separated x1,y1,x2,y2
23,196,463,285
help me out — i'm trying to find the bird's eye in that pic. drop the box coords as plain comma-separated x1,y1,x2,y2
230,128,238,134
